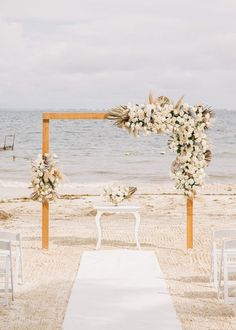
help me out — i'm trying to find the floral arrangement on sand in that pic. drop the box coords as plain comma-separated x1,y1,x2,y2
31,153,63,202
107,94,214,197
103,184,137,205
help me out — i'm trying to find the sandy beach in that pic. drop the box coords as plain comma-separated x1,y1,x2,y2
0,183,236,329
1,0,236,328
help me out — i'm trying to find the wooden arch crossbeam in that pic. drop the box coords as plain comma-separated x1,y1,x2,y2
42,112,193,250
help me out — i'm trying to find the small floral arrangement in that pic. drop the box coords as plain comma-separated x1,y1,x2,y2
107,94,214,197
31,153,63,202
103,184,137,205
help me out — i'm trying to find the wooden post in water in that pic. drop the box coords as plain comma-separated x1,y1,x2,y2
187,197,193,249
42,118,49,249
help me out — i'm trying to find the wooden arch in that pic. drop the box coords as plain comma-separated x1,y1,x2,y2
42,112,193,250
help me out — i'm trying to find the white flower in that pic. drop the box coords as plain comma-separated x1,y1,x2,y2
173,109,178,115
188,178,194,185
31,154,62,202
114,96,212,197
103,184,136,205
138,109,145,120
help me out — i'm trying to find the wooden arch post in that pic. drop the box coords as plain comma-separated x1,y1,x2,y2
42,117,50,249
42,112,194,250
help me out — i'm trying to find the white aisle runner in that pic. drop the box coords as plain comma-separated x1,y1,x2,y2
63,250,182,330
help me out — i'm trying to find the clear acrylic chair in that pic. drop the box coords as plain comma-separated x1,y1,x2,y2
210,228,236,289
0,232,23,285
0,240,14,305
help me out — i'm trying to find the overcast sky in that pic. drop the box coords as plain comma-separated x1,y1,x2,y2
0,0,235,110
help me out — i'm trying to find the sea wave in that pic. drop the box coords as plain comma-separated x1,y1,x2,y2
0,180,29,188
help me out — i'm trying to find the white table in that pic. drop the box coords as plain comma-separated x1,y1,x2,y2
94,205,141,250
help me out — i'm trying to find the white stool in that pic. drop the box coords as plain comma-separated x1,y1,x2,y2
94,205,141,250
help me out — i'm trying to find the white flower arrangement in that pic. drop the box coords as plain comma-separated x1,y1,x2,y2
107,94,214,197
103,184,137,205
31,153,63,202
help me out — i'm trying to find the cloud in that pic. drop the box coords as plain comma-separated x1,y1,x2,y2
0,0,235,109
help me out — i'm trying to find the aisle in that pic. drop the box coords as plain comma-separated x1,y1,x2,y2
63,250,182,330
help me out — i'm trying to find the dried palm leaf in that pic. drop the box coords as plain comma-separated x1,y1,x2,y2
149,92,157,104
174,96,184,111
204,149,212,163
157,96,171,106
189,108,197,118
31,192,38,201
148,92,171,106
171,160,180,173
127,186,137,198
202,106,214,118
107,106,129,128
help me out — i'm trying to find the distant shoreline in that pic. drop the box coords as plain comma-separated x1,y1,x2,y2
0,182,236,201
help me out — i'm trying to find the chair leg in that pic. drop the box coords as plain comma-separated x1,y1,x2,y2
4,258,9,305
19,251,24,285
95,213,102,250
10,255,14,301
223,257,229,304
218,247,224,298
210,244,213,281
19,241,24,284
213,248,218,289
15,253,19,286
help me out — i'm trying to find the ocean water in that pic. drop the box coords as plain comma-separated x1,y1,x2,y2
0,109,235,187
